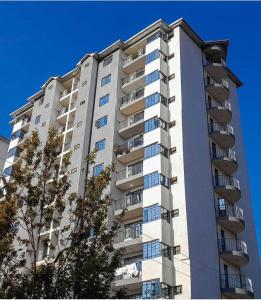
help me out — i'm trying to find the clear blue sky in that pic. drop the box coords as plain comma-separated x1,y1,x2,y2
0,1,260,257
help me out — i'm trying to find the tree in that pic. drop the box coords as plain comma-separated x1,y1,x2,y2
0,130,124,299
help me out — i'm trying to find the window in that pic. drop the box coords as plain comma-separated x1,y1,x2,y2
144,172,160,189
48,85,53,90
7,147,21,159
160,174,169,188
11,129,25,141
161,283,172,298
161,244,171,260
146,49,160,64
101,74,111,86
173,245,181,255
172,209,179,218
84,62,89,68
143,205,160,223
144,143,168,159
147,30,167,43
145,70,160,85
39,98,44,106
174,285,182,295
35,115,41,125
103,55,113,67
93,163,104,176
142,279,161,299
145,117,167,133
95,139,106,151
99,94,109,107
143,240,161,260
145,93,167,108
3,166,13,177
96,116,108,128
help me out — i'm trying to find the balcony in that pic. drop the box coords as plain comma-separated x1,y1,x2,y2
209,122,235,148
218,239,249,267
114,261,142,290
114,224,143,254
123,48,146,74
118,111,144,139
120,88,145,116
122,69,145,94
204,57,227,80
114,190,143,221
208,99,232,123
206,78,229,101
116,162,143,191
214,175,241,203
220,274,254,299
114,135,144,164
216,204,245,234
211,147,238,175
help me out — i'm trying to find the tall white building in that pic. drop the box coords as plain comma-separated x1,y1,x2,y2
3,18,261,298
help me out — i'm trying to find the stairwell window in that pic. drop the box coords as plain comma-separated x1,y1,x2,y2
93,163,104,176
95,139,106,151
99,94,109,107
96,116,108,128
101,74,111,86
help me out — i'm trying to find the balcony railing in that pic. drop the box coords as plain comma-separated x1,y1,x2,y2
115,190,143,211
123,48,145,66
119,111,144,130
218,238,247,254
114,224,142,244
115,261,142,281
209,122,234,135
214,175,240,190
216,204,243,220
57,107,68,117
208,99,231,111
121,88,145,107
122,69,145,86
116,162,143,181
211,147,236,161
205,57,226,67
220,274,253,292
207,77,229,88
22,117,31,126
117,135,144,154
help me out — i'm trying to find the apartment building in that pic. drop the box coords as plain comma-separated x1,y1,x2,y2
3,18,261,298
0,136,9,175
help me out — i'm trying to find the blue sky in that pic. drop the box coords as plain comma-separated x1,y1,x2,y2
0,1,261,257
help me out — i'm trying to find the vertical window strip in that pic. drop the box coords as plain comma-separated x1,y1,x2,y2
142,279,161,299
144,171,160,189
145,70,160,85
143,204,161,223
145,93,160,108
146,49,160,64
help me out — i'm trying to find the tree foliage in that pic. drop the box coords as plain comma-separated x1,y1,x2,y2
0,130,123,298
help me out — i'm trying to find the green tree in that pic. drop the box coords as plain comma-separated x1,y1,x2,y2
0,130,124,299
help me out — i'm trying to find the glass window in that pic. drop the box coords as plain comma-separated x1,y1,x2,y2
11,129,25,141
103,55,112,67
96,116,108,128
101,74,111,86
144,143,160,159
145,93,160,108
143,240,161,260
7,147,18,159
173,245,181,255
160,174,169,189
161,244,171,260
144,172,160,189
142,279,161,299
99,94,109,107
93,163,104,176
145,70,160,85
161,207,171,223
143,204,160,223
161,283,172,298
147,30,167,43
95,139,106,151
35,115,41,125
146,50,160,64
3,166,13,177
145,117,159,133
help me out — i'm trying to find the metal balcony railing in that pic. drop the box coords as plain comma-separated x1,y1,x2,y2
117,135,144,154
216,204,243,220
123,48,145,66
22,117,31,126
218,238,247,254
220,274,253,292
116,162,143,181
114,190,143,211
207,77,229,89
121,88,145,107
119,111,144,130
114,224,142,244
208,99,231,111
211,147,236,161
214,175,240,190
122,69,145,86
209,122,234,135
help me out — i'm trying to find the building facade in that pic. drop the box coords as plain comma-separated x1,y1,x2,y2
3,18,261,298
0,136,9,175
